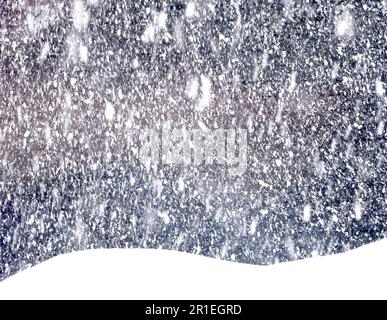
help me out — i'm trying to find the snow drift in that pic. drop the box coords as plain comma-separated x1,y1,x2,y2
0,239,386,300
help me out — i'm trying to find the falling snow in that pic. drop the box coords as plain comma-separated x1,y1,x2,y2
303,205,312,223
105,101,115,121
0,0,386,281
335,9,355,39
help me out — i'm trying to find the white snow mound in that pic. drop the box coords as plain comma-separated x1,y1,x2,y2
0,239,386,299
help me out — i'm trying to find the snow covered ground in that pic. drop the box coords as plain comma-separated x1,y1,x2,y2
0,239,386,300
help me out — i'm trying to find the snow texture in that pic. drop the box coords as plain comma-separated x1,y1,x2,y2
0,0,386,280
